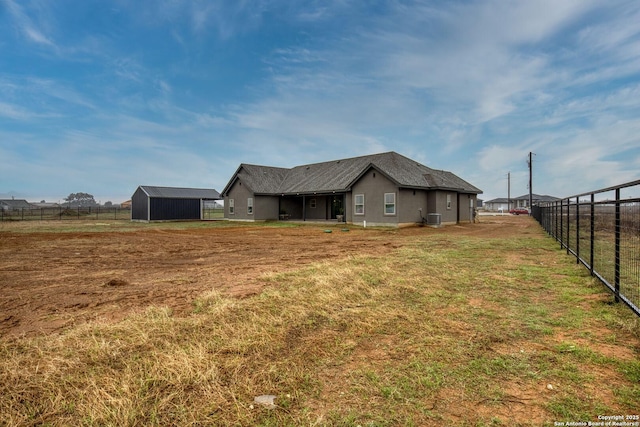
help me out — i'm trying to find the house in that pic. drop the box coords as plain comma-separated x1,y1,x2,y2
30,202,61,209
520,194,560,207
131,186,221,221
220,151,482,227
0,199,33,211
483,198,511,212
484,194,560,212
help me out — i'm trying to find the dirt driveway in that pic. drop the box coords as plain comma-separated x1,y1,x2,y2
0,216,534,338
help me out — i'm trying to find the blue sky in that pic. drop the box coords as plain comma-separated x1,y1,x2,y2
1,0,639,204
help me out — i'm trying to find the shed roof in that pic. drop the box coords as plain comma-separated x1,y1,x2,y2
222,151,481,196
137,186,220,199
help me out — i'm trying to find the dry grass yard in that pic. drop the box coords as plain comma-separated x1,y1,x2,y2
1,216,639,426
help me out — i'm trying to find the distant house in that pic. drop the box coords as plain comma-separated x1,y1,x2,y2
220,151,482,227
484,194,560,212
131,186,221,221
120,200,132,209
0,199,33,211
30,202,61,208
483,198,512,212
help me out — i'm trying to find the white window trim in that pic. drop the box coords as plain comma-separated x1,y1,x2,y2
247,197,254,215
354,194,365,215
384,192,396,215
229,198,235,215
446,194,452,210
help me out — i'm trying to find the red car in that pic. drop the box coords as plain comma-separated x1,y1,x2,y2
509,208,529,215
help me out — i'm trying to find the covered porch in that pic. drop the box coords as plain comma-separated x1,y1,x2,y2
278,193,347,222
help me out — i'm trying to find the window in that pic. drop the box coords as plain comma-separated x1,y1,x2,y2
447,194,452,210
355,194,364,215
229,199,235,215
310,198,316,209
247,197,253,215
384,193,396,215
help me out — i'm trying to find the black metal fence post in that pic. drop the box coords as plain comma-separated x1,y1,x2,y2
552,201,555,241
615,188,621,303
575,196,580,263
590,193,595,276
560,199,564,249
568,200,571,251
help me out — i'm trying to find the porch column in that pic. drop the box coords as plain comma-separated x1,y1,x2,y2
302,195,306,221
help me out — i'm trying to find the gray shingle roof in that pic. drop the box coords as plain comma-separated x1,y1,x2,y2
485,194,560,204
233,165,291,194
0,199,33,209
138,186,220,199
514,194,560,202
223,152,481,195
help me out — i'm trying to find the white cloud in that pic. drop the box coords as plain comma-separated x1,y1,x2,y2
359,1,599,127
121,0,268,39
577,2,640,60
0,102,36,120
478,145,529,173
3,0,57,49
23,26,54,46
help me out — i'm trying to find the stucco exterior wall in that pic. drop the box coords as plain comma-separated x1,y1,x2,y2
345,193,352,223
398,188,429,225
254,196,279,220
304,196,329,220
430,190,458,224
457,193,476,223
225,180,279,221
224,180,253,220
350,169,400,226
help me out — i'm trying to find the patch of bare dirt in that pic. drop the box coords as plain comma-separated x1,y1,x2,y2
0,225,391,337
0,215,549,338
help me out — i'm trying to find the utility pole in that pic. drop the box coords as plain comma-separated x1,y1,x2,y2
507,171,511,211
527,152,535,212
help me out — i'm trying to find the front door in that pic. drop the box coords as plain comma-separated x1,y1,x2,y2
330,195,344,220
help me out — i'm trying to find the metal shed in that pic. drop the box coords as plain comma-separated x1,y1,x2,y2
131,186,221,221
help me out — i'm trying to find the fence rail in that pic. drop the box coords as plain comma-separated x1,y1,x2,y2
0,206,131,221
532,179,640,317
